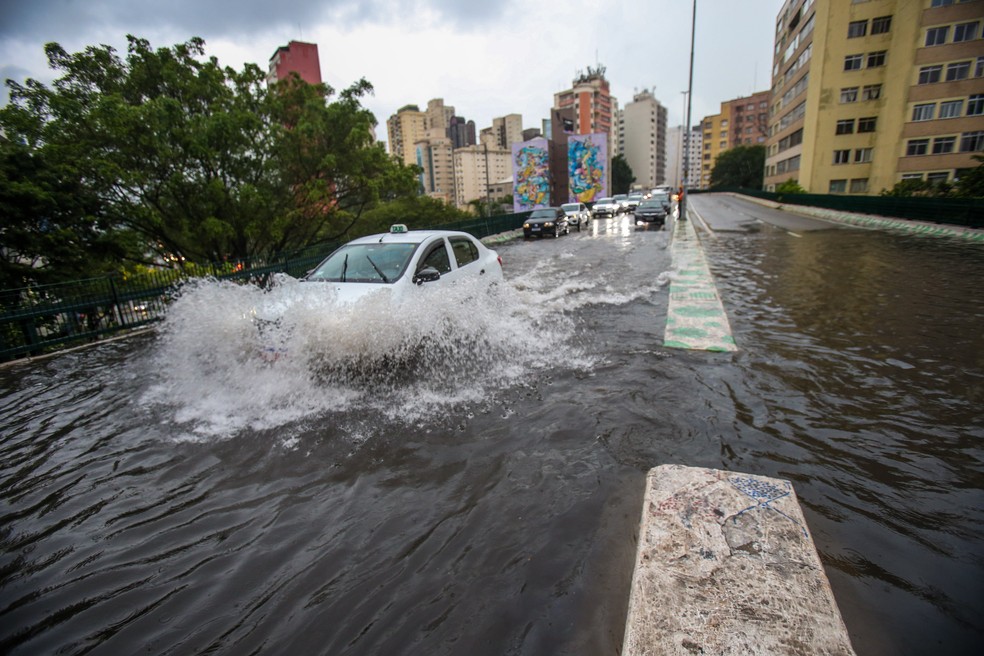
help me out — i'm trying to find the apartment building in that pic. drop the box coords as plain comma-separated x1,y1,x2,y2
618,90,669,189
667,125,704,190
267,41,322,85
415,129,455,203
386,105,426,167
553,66,617,141
700,113,729,189
726,91,771,148
453,144,511,208
764,0,984,194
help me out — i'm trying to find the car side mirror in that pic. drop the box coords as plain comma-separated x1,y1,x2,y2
413,266,441,285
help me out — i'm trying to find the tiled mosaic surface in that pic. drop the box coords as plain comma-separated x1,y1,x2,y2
665,215,737,352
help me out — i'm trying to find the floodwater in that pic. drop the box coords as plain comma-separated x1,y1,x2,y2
1,211,982,655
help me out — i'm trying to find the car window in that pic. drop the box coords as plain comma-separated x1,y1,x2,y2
561,203,578,211
530,209,556,219
450,236,479,267
307,242,416,283
419,240,452,274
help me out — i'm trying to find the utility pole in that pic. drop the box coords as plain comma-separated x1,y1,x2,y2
679,0,697,223
483,141,492,217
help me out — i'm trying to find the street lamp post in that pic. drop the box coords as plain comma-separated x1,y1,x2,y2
679,0,697,223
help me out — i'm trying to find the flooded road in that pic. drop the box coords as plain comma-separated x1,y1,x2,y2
1,199,982,655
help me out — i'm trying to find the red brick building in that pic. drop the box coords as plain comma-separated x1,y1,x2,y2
268,41,322,85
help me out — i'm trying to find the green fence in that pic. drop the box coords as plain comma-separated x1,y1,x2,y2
0,211,530,363
697,188,984,229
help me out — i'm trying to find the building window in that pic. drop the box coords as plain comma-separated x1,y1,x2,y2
913,103,936,121
855,148,873,163
947,61,971,81
919,65,943,84
841,87,859,103
867,51,886,67
930,0,953,6
836,119,855,135
933,136,956,154
954,22,980,42
858,117,877,132
850,178,869,193
901,173,924,181
834,149,851,164
907,138,930,156
927,172,950,185
960,131,984,152
968,95,984,116
844,54,863,70
871,16,892,34
926,26,949,46
848,20,868,38
829,179,847,193
862,84,882,100
940,100,964,118
977,57,984,77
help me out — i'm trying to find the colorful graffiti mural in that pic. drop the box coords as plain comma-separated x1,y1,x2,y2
512,138,550,212
568,133,608,203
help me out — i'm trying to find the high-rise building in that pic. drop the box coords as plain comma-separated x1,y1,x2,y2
267,41,322,85
699,113,729,189
415,128,455,203
619,90,669,188
686,125,704,191
765,0,984,194
490,114,524,149
553,65,616,140
725,91,771,148
453,144,511,209
386,105,427,166
449,116,476,149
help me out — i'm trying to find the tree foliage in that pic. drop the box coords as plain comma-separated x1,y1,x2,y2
775,178,806,194
611,155,634,194
0,36,419,289
880,156,984,198
710,145,766,190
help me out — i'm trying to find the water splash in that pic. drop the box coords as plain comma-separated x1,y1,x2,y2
142,274,593,441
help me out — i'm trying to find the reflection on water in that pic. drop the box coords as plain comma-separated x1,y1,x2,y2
0,223,981,655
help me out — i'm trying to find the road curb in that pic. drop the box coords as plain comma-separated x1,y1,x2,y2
622,465,857,655
665,214,737,352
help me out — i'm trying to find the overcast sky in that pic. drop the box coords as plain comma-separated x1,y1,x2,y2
1,0,780,145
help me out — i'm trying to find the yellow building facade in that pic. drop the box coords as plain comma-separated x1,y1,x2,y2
765,0,984,195
699,111,730,189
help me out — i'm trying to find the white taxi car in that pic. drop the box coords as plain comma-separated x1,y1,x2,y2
302,224,503,303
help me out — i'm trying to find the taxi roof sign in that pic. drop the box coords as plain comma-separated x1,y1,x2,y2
390,224,409,233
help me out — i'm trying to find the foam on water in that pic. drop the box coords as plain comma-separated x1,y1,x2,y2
142,271,614,441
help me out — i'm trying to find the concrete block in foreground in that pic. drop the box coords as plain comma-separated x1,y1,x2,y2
623,465,855,655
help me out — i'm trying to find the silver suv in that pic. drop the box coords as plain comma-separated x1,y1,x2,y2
561,202,590,231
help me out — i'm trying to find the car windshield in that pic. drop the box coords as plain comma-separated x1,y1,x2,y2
628,194,643,200
530,209,557,219
613,194,627,201
306,242,417,283
561,203,579,212
639,200,664,208
652,193,670,202
596,198,614,204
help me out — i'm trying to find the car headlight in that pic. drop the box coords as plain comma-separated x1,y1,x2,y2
523,223,530,228
545,222,554,227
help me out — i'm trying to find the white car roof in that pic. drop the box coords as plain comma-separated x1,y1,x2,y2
344,229,476,246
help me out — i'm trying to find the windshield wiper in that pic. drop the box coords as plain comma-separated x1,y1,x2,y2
365,254,389,282
340,253,348,282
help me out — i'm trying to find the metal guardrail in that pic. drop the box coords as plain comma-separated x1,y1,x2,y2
0,212,530,363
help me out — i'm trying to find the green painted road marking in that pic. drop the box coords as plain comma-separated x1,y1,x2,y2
665,215,737,352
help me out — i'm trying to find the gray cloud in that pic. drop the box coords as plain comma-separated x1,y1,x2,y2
0,0,511,43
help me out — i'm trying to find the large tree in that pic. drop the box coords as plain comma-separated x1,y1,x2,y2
611,154,634,194
0,36,418,288
710,145,766,189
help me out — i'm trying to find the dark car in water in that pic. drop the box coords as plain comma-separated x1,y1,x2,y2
632,199,667,227
523,207,570,239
